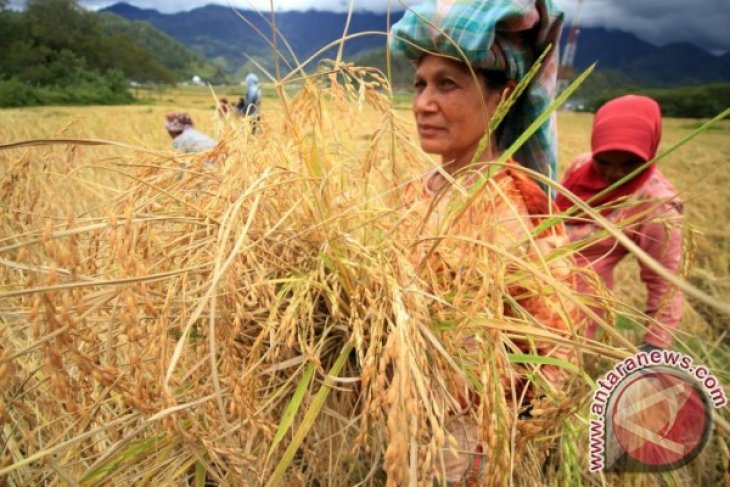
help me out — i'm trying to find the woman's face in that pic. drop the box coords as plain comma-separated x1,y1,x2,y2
412,55,503,167
592,150,646,183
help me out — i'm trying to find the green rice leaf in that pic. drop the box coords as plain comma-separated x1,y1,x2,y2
195,461,207,487
267,362,316,459
507,353,596,389
266,343,353,486
80,433,168,484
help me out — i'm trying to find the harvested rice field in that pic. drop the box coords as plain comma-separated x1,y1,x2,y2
1,74,728,486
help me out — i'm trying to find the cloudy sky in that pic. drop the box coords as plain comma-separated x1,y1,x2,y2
9,0,730,53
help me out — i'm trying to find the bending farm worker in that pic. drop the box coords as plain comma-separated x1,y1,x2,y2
556,95,684,351
165,112,216,154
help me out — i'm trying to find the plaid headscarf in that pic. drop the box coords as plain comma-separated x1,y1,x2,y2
165,112,194,134
390,0,564,182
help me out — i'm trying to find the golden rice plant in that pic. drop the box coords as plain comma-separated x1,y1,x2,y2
1,34,728,483
0,58,606,486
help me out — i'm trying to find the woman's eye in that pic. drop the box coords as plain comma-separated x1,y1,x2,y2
413,80,425,92
439,79,456,89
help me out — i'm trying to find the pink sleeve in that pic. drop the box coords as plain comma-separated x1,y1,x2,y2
635,205,683,348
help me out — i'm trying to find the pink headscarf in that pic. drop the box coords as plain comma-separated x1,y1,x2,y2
556,95,662,212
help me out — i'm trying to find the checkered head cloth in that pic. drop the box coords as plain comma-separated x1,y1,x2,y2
390,0,564,182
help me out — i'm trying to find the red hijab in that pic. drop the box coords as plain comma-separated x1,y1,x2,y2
556,95,662,213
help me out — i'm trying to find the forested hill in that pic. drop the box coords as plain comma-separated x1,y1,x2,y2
103,3,400,79
0,0,225,107
104,2,730,89
97,11,227,84
569,28,730,87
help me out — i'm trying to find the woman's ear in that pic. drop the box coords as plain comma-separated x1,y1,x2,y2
501,80,517,100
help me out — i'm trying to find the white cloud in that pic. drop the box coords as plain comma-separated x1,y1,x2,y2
558,0,730,52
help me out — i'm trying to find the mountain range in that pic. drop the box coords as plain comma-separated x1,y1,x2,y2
103,2,730,88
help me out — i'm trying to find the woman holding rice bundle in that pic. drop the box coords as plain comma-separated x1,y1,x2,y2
390,0,581,483
556,95,683,351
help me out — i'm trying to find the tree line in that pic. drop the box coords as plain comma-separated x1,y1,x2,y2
0,0,178,107
585,83,730,119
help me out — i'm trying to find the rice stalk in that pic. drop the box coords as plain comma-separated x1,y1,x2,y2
0,27,726,487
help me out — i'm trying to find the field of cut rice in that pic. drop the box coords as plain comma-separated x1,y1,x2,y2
0,75,728,486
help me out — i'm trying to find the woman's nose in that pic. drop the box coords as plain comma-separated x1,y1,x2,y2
413,88,436,114
607,167,627,182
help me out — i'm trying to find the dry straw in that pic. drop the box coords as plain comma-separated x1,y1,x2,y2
1,16,729,487
0,57,599,485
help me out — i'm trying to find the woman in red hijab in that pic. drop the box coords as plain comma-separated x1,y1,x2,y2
556,95,683,351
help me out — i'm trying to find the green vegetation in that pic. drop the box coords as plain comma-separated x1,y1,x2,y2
0,69,132,107
97,12,228,84
586,83,730,119
0,0,214,107
351,47,415,90
569,69,637,102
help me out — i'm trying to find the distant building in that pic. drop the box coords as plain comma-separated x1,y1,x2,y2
192,75,204,86
563,100,588,112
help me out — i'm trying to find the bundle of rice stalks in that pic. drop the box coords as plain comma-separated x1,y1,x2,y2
2,62,597,486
